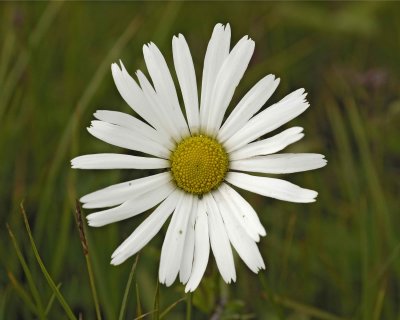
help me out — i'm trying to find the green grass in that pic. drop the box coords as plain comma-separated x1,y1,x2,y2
1,1,400,319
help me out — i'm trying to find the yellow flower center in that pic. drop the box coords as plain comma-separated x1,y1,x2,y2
170,135,229,195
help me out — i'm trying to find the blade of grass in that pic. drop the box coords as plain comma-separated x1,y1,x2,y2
83,230,115,320
74,201,102,320
373,242,400,284
34,16,142,247
134,309,157,320
7,271,38,315
6,224,45,319
0,1,63,119
136,282,142,318
19,203,77,320
259,272,284,320
152,281,160,320
0,31,15,87
372,280,386,320
45,283,62,315
118,254,140,320
346,97,393,241
272,294,348,320
160,297,185,319
325,97,359,201
360,198,371,320
185,293,192,320
0,286,10,320
50,198,74,278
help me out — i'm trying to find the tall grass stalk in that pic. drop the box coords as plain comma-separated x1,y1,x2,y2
118,254,140,320
19,203,77,320
74,201,102,320
6,224,45,319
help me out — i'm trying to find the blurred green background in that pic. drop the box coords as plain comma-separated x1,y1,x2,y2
1,1,399,319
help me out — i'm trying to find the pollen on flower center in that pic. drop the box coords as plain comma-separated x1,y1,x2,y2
170,135,229,195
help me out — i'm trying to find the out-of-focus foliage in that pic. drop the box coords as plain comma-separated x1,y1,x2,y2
0,2,399,319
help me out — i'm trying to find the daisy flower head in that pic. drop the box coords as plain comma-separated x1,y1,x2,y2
72,23,327,292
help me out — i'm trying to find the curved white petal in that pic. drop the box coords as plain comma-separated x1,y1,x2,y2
87,120,170,158
87,181,175,227
159,193,193,286
111,62,170,139
111,189,180,265
80,172,171,209
226,172,318,203
219,183,265,241
218,74,280,142
200,23,231,133
224,89,309,153
185,200,210,292
179,197,197,284
206,36,255,136
71,153,169,170
204,193,236,284
94,110,174,150
231,153,327,174
172,34,200,134
214,190,265,273
136,70,182,142
229,127,304,161
143,42,190,138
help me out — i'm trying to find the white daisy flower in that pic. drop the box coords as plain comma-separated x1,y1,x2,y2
72,23,327,292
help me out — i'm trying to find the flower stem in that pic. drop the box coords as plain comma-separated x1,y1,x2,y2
186,292,192,320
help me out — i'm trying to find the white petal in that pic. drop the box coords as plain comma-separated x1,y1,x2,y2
226,172,318,203
71,153,169,170
200,23,231,133
172,34,200,134
206,36,255,136
229,127,304,161
204,193,236,284
224,89,309,153
94,110,174,150
218,75,280,142
87,181,175,227
87,120,170,158
219,183,265,241
143,43,190,138
111,189,180,265
231,153,327,174
136,70,182,142
185,201,210,292
80,172,171,209
111,62,170,138
213,189,265,273
159,193,193,286
179,197,197,284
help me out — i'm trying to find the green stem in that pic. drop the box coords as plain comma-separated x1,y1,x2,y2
85,254,102,320
186,292,192,320
118,255,140,320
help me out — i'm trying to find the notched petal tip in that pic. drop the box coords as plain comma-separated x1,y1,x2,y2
86,215,103,227
110,256,123,266
111,62,122,74
142,43,150,52
214,22,223,30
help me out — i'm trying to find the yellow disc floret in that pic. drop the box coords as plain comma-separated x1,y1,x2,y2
170,135,229,195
